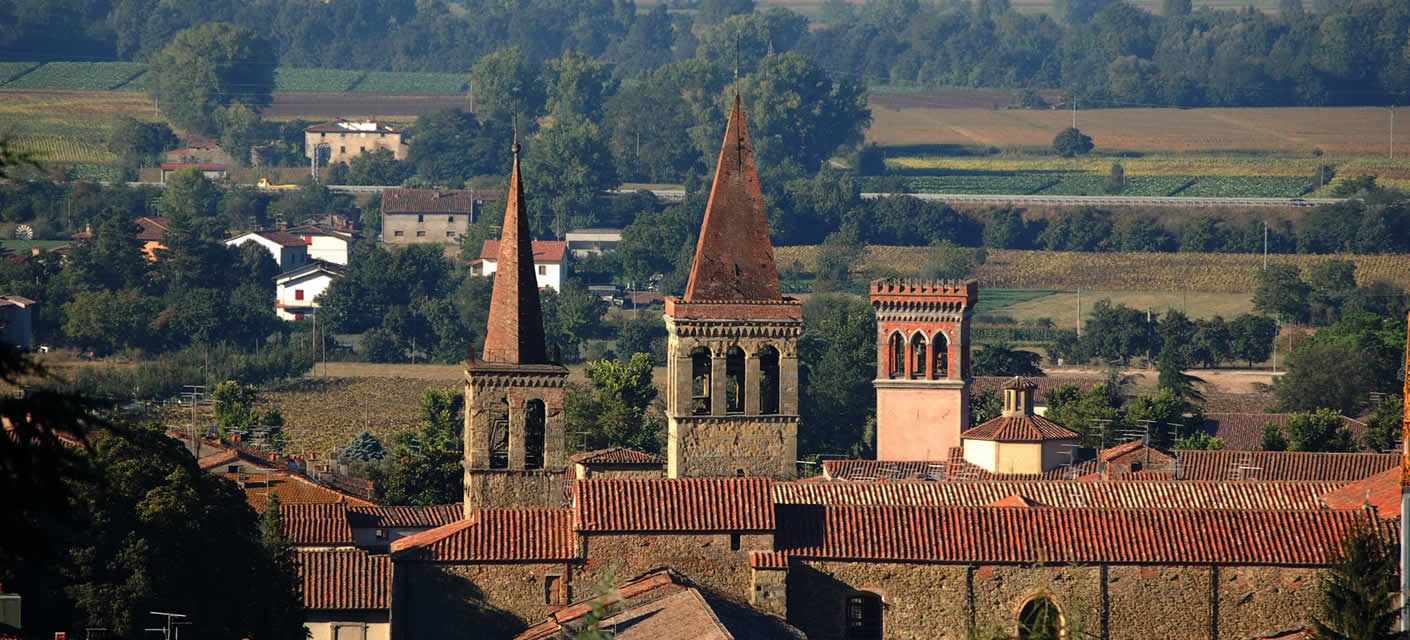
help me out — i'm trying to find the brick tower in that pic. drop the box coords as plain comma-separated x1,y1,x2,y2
462,138,568,518
663,95,802,480
870,278,977,461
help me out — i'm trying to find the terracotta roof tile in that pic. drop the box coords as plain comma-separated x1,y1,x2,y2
224,471,377,513
1001,376,1039,390
1098,440,1147,461
1199,413,1368,451
251,230,309,247
1177,450,1397,482
822,449,1097,482
390,508,577,562
348,504,463,528
479,240,568,263
773,479,1342,510
775,504,1378,565
569,447,667,466
295,548,389,610
280,503,355,545
572,477,775,532
987,495,1042,507
749,551,789,569
1320,468,1400,518
380,188,479,214
197,450,239,470
961,414,1079,442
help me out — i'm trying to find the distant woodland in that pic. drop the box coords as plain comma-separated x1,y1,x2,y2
2,0,1409,107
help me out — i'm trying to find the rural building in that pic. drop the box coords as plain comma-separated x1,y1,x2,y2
275,261,344,321
287,223,357,266
472,240,566,291
563,228,621,257
226,230,310,270
0,295,36,349
160,163,228,183
380,189,484,244
305,120,409,166
126,216,171,260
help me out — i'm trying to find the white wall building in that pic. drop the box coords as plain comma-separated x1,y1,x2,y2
471,240,567,291
564,228,622,258
276,261,344,321
288,223,357,266
226,230,310,270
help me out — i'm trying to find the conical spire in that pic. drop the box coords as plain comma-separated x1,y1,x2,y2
481,135,548,363
683,95,783,302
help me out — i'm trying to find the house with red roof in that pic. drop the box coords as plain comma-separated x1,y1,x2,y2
380,188,489,245
225,229,310,270
472,240,567,291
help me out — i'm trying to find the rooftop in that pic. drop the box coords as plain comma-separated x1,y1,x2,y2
381,188,480,214
572,477,775,532
295,548,390,610
390,508,578,562
478,240,568,263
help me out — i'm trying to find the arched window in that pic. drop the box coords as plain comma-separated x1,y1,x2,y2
758,345,780,415
1018,597,1063,640
489,398,509,469
887,333,905,378
725,346,746,414
523,399,546,470
690,347,711,415
844,591,882,640
910,333,927,379
932,332,950,379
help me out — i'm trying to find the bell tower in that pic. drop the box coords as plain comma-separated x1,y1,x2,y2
870,278,976,461
663,95,802,480
462,138,568,518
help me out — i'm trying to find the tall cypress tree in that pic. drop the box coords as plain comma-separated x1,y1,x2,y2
1311,521,1406,640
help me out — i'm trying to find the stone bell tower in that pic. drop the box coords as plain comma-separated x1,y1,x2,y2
871,278,977,461
462,138,568,518
663,94,802,480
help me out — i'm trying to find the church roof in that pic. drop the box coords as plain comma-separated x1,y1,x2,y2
481,141,550,364
572,477,775,532
1175,450,1398,482
960,414,1078,442
682,95,783,303
390,507,578,562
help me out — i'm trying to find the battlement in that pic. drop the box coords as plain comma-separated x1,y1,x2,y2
870,278,978,301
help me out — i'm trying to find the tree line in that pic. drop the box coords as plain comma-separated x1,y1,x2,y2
7,0,1410,108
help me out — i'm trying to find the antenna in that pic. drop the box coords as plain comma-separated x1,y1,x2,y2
734,33,740,85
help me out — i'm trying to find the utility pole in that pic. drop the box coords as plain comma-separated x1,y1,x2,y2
1263,223,1268,270
1075,288,1082,337
1390,105,1396,161
1071,97,1077,129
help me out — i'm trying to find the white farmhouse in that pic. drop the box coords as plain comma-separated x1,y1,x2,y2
471,240,566,291
275,261,344,321
226,230,310,270
287,223,357,266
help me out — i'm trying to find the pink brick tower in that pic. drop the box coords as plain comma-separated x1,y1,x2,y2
870,278,977,461
662,95,802,480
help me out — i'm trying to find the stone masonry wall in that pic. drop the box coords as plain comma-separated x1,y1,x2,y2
572,532,770,602
396,562,570,640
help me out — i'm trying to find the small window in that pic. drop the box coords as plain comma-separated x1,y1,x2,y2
730,533,741,551
294,289,304,301
227,465,240,474
359,146,366,153
448,216,455,223
845,592,883,640
339,146,346,153
1019,597,1062,640
544,574,565,605
446,231,456,237
538,265,547,275
393,230,404,237
375,528,387,540
294,313,304,321
416,230,426,237
417,214,424,223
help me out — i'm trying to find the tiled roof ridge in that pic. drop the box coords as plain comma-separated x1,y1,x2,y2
570,446,667,465
572,476,776,532
390,507,577,562
960,413,1079,442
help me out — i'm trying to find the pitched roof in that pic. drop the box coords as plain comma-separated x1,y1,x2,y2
1002,376,1039,390
821,454,1098,482
196,449,239,470
1177,450,1398,482
244,230,309,247
569,447,666,466
682,95,782,303
513,569,804,640
1098,440,1148,461
136,217,171,241
280,503,356,545
275,259,345,284
960,414,1079,442
1320,468,1400,518
390,508,578,562
348,504,463,528
380,188,479,214
772,479,1342,511
222,470,377,513
305,120,404,134
478,240,568,263
295,548,390,610
775,504,1378,566
479,143,550,365
572,477,775,532
1199,413,1368,451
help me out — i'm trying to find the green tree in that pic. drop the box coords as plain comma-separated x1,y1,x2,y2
1310,522,1404,640
1175,431,1224,450
406,109,511,187
1261,421,1290,451
1156,343,1205,403
106,116,178,168
541,280,610,363
382,387,464,505
698,0,754,26
970,385,1003,427
565,353,664,453
1253,264,1311,324
148,23,276,134
158,167,222,221
1285,408,1357,453
735,52,871,171
798,294,877,456
344,430,387,461
526,118,619,236
1125,387,1197,448
1052,127,1094,157
62,290,163,355
922,239,984,280
972,342,1044,377
213,379,260,435
618,208,692,285
470,47,547,128
1361,395,1403,453
1045,382,1123,448
338,148,413,186
361,327,402,363
547,51,618,122
1104,162,1126,194
1227,313,1278,367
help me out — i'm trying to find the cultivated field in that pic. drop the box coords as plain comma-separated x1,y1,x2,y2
988,290,1255,328
774,246,1410,293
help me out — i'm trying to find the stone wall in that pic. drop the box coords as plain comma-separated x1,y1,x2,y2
462,470,566,514
668,416,798,479
395,562,571,640
787,560,1319,640
573,532,769,601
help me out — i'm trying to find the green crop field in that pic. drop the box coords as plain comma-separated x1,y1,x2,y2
1177,176,1314,198
274,67,364,92
1035,175,1195,196
2,62,147,90
974,289,1058,316
354,71,468,94
0,62,39,84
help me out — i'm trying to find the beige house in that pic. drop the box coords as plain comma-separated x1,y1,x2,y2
380,189,484,244
305,121,408,166
959,376,1080,475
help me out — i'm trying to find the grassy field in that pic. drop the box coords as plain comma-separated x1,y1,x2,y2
973,288,1057,316
774,245,1410,293
990,290,1255,328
